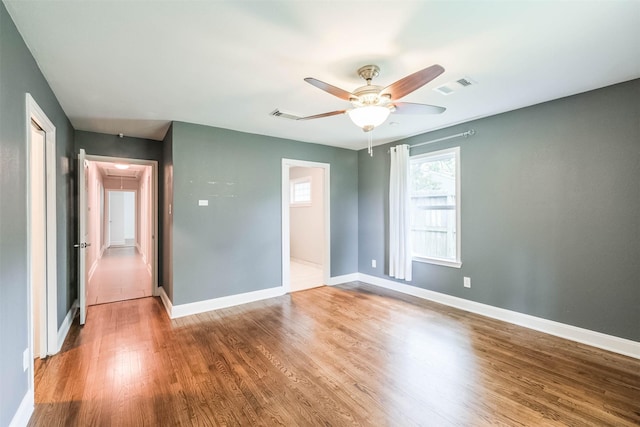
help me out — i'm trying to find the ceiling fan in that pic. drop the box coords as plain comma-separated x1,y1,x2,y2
279,64,446,133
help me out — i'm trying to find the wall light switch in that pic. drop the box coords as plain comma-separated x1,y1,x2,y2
464,277,471,288
371,259,377,268
23,348,29,371
198,200,208,206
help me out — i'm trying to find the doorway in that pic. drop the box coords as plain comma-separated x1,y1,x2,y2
79,155,158,320
108,190,136,247
281,159,330,293
26,94,58,398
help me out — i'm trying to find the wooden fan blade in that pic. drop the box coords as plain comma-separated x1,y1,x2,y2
297,110,347,120
304,77,354,101
392,102,446,114
381,64,445,100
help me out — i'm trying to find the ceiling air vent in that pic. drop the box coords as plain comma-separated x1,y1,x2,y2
434,85,455,95
434,76,477,95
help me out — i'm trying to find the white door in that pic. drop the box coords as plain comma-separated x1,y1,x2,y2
108,191,125,246
78,149,90,325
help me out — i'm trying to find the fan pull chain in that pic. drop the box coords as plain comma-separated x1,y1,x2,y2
368,131,373,157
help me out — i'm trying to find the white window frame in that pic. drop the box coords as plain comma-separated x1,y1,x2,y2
290,176,312,207
410,146,461,268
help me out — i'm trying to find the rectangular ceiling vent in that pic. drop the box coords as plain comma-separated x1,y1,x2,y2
434,76,477,95
270,109,300,120
434,85,455,95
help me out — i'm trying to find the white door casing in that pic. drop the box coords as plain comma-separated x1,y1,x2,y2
281,159,331,293
30,123,47,359
85,154,160,297
26,93,58,396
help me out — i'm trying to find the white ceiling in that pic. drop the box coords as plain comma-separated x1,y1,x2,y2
5,1,640,150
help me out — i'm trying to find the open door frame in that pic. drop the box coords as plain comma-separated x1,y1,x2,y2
26,93,58,393
281,159,331,293
80,154,160,306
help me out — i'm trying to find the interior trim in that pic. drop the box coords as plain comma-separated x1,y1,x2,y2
8,391,33,427
56,300,79,354
357,273,640,360
159,286,286,319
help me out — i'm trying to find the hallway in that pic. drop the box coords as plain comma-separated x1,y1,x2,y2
88,247,152,305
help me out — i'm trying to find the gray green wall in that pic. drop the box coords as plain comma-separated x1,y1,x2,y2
75,130,163,161
1,0,637,422
358,79,640,341
168,122,358,305
0,2,76,425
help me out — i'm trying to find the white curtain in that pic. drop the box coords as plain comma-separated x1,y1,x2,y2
389,144,412,281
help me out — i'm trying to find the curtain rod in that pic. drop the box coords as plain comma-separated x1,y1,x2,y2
387,129,475,153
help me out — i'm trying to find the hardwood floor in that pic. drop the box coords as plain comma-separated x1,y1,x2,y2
88,247,152,305
30,282,639,426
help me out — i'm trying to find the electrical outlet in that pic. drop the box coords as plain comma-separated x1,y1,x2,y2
23,348,29,371
371,259,377,268
464,277,471,288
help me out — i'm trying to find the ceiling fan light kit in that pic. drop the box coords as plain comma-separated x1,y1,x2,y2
278,63,446,156
347,105,391,131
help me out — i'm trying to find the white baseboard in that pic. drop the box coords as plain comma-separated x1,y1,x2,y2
290,257,322,268
8,390,33,427
358,273,640,359
326,273,360,286
158,271,638,359
55,299,78,354
159,286,173,319
159,286,286,319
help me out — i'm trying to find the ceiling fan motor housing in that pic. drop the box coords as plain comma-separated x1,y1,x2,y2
357,65,380,82
351,65,392,108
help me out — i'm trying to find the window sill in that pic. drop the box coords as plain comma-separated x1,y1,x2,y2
290,203,312,208
413,256,462,269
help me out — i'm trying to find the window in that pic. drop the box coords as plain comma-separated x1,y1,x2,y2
290,177,311,206
409,147,461,268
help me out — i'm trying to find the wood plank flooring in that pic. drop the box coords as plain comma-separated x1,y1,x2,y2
30,282,640,426
88,247,152,305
